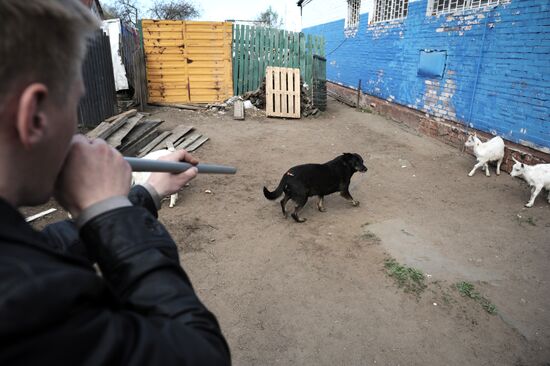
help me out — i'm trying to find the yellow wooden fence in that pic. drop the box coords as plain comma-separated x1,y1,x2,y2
142,20,233,104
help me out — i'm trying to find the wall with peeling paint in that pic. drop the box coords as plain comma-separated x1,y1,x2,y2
301,0,550,153
302,0,371,29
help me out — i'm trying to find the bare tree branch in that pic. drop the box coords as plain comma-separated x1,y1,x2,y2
255,6,283,28
149,0,200,20
103,0,139,25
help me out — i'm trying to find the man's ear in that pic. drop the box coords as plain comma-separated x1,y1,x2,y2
16,83,49,149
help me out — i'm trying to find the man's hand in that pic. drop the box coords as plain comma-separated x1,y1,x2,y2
54,135,131,217
146,150,199,197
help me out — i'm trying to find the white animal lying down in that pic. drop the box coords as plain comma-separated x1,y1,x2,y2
132,149,179,208
510,157,550,208
464,133,505,177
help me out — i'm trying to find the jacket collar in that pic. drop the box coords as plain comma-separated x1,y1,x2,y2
0,198,47,247
0,198,86,264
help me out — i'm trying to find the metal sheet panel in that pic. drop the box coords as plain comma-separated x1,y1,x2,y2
312,55,327,111
78,30,117,128
417,50,447,79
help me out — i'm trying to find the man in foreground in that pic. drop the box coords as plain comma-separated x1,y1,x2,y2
0,0,230,364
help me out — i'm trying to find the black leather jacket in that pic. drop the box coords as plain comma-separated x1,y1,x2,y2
0,186,230,365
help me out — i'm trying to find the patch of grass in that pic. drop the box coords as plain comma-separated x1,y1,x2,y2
361,230,381,242
384,258,427,296
359,107,373,114
455,281,497,315
516,214,537,227
441,292,453,306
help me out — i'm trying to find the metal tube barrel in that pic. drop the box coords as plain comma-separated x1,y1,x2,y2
125,157,237,175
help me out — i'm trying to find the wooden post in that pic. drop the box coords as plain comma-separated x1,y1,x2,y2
356,79,362,111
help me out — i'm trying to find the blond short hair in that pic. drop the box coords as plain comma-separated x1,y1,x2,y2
0,0,99,108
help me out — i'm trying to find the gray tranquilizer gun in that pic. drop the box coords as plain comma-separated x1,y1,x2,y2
124,157,237,175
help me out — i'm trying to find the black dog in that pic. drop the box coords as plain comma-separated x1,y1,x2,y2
263,153,368,223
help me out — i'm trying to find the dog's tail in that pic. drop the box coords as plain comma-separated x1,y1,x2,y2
263,177,286,200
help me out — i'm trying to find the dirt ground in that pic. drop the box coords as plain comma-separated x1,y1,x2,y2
29,99,549,365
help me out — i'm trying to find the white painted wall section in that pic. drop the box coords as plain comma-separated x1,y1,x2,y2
301,0,371,29
101,19,129,91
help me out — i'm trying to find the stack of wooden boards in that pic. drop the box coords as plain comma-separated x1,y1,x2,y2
86,109,209,157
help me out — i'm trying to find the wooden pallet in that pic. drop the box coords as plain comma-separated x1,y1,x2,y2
265,67,301,119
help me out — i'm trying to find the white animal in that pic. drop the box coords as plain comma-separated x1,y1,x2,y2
509,157,550,208
132,148,179,208
464,133,505,177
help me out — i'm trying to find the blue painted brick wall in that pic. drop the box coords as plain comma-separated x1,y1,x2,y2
303,0,550,151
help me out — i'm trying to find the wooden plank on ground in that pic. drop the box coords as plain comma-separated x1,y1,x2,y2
176,133,202,150
88,109,138,139
138,131,172,157
25,208,57,223
122,129,161,157
104,109,137,123
87,122,110,139
233,100,244,120
120,120,163,152
163,125,194,147
149,102,206,110
107,114,144,148
186,136,209,152
97,116,129,140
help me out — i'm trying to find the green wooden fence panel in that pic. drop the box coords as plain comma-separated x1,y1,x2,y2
254,27,260,89
234,24,239,95
286,32,291,68
292,33,300,68
233,25,239,95
306,34,313,88
254,26,259,90
246,25,252,93
238,26,245,95
275,28,280,67
232,24,325,95
299,33,306,83
271,28,276,68
261,31,265,83
252,27,256,90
